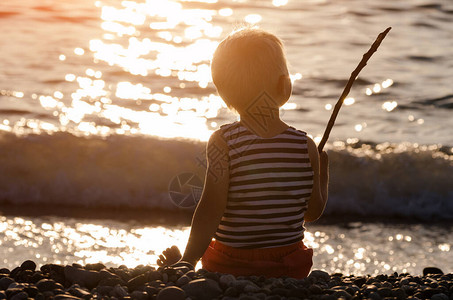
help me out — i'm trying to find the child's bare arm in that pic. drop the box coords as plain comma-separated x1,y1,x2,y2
304,137,329,222
180,130,229,266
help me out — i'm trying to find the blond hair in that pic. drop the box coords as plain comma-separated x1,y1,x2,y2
211,27,289,112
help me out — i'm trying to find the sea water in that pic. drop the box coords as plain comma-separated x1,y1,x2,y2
0,0,452,274
1,215,452,275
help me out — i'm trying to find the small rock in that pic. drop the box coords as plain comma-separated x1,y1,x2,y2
244,283,260,293
147,270,162,282
64,266,101,289
333,290,352,299
353,277,367,287
219,274,236,288
224,287,239,297
309,284,323,294
320,295,336,300
0,291,6,299
423,267,444,276
156,286,186,300
113,285,128,298
98,276,125,287
377,287,393,298
431,293,449,300
272,287,289,297
0,269,9,275
130,290,147,300
68,287,91,298
20,260,36,272
36,279,63,292
0,277,14,290
176,275,190,287
54,295,83,300
239,295,260,300
392,288,407,300
368,291,382,300
183,278,222,300
85,263,106,271
96,285,113,295
309,270,330,282
10,291,28,300
127,274,148,291
23,285,39,298
144,286,159,296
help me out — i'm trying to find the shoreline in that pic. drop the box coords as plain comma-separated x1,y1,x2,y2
0,260,451,300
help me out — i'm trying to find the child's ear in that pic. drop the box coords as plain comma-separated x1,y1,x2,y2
277,74,292,102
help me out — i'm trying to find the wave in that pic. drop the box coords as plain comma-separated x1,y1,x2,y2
0,132,452,220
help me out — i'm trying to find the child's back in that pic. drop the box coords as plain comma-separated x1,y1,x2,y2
158,27,329,279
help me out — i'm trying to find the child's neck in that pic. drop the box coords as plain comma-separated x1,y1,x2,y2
239,113,289,138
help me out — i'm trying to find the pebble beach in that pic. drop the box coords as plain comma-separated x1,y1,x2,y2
1,260,451,300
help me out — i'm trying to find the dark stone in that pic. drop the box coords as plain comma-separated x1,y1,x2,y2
130,290,148,300
156,286,185,300
287,288,308,298
272,288,289,296
54,294,83,300
30,272,45,284
144,286,159,296
377,287,393,298
23,285,39,297
112,285,129,298
0,270,9,275
320,295,336,300
68,286,91,298
354,277,367,287
113,268,131,282
420,288,442,298
20,261,36,272
431,293,449,300
204,272,219,282
183,278,221,300
309,270,330,282
127,274,148,291
5,288,24,299
239,296,260,300
224,287,239,297
368,291,382,300
333,290,352,299
40,264,64,275
309,284,323,294
10,291,28,300
98,276,125,287
36,279,63,292
0,277,15,290
96,285,113,295
423,267,444,276
147,271,162,282
64,266,101,289
392,288,407,300
9,268,21,280
85,263,106,272
0,291,6,299
264,295,281,300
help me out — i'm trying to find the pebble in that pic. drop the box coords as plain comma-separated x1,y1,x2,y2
183,278,222,300
0,260,450,300
20,260,36,272
156,286,186,300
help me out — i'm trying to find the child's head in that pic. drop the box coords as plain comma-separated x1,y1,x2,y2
211,27,291,113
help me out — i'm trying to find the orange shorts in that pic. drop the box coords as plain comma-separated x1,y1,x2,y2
201,240,313,279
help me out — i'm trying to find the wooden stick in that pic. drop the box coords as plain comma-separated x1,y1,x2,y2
317,27,392,153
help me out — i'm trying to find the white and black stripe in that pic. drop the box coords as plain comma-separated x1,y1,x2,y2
214,121,314,248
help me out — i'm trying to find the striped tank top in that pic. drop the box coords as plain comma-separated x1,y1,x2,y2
214,121,314,249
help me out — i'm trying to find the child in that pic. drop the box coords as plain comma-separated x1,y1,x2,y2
158,27,329,279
